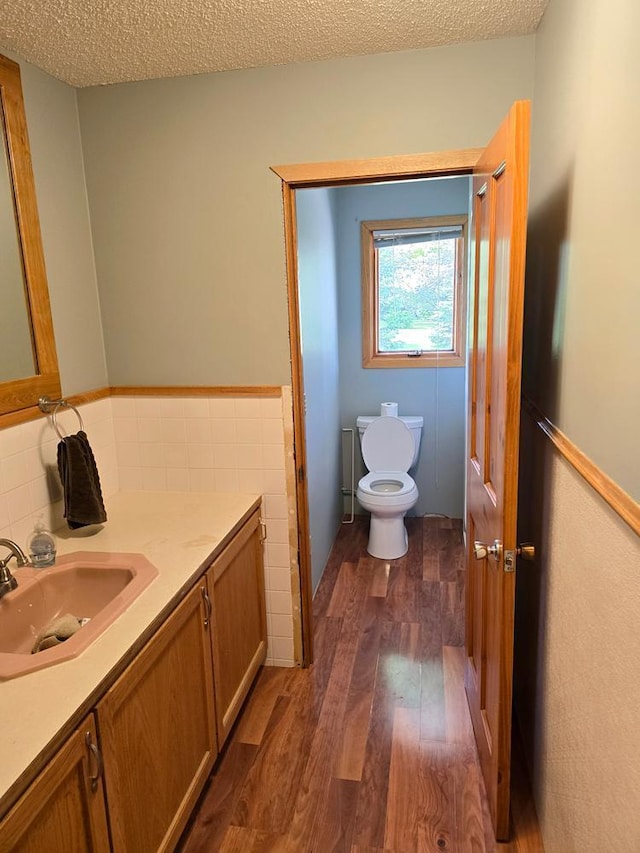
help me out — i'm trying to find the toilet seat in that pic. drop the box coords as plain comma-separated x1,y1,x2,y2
358,471,415,497
361,417,414,473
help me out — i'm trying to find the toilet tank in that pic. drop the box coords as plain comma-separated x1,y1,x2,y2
356,415,423,468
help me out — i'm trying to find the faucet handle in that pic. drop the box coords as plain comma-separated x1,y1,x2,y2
0,564,18,594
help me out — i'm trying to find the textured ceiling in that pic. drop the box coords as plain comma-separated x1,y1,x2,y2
0,0,548,88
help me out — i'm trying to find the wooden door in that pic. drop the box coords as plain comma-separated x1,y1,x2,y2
97,583,217,853
0,715,110,852
465,100,530,841
207,508,267,745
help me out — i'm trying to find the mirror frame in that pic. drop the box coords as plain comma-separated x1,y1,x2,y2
0,54,60,417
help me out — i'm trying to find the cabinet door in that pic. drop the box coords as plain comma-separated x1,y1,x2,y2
97,583,217,853
0,715,110,853
208,509,268,745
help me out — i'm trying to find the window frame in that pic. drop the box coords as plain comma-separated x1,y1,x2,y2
361,214,468,368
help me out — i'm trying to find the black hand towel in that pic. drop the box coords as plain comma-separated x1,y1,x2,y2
57,431,108,529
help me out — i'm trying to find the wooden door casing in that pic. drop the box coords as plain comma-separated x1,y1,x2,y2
272,149,483,665
465,101,531,841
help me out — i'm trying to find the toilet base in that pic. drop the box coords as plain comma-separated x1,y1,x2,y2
366,514,409,560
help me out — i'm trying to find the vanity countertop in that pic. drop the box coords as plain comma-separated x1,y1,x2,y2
0,489,261,814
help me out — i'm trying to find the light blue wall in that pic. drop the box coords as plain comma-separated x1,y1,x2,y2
335,178,469,519
296,188,342,592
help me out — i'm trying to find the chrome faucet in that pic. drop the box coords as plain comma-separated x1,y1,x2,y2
0,539,31,599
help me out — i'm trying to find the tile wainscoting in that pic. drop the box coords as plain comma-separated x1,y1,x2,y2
0,389,298,667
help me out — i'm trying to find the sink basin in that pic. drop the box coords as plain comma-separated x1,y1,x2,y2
0,552,158,680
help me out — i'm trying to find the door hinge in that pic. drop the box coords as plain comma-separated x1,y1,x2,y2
298,464,305,483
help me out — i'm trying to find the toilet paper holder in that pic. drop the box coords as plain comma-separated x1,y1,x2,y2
341,428,355,524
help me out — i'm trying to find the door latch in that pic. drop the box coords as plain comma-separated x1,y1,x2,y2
504,543,536,572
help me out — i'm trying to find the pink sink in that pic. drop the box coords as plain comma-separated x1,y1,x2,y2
0,552,158,680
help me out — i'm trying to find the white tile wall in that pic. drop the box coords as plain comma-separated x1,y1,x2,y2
0,398,118,547
0,391,297,667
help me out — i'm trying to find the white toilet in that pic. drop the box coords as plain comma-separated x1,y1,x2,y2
356,413,423,560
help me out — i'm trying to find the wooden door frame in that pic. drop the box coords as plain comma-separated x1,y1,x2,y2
271,148,482,665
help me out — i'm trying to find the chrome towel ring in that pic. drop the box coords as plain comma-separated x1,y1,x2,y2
38,396,85,440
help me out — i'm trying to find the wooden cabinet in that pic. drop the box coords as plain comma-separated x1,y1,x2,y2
97,582,217,853
0,715,110,852
207,508,267,745
0,507,268,853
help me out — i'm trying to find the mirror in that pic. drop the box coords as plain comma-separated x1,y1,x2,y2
0,53,59,417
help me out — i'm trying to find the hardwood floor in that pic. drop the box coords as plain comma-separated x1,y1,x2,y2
179,517,543,853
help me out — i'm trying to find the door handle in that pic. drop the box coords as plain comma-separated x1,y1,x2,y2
473,541,533,567
473,540,503,561
85,731,104,793
201,585,212,629
517,543,535,560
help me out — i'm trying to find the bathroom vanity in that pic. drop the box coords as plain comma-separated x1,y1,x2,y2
0,491,269,852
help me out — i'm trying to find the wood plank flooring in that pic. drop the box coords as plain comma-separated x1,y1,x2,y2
179,517,543,853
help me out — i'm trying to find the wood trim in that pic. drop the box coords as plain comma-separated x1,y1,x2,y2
109,385,282,397
281,182,314,666
361,215,468,369
360,354,466,369
0,386,111,430
271,148,482,188
65,387,112,406
0,385,283,432
281,384,304,666
523,397,639,536
0,54,60,416
361,222,376,368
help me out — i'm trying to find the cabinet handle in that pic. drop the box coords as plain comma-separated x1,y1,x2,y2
201,585,212,629
259,518,267,544
85,731,104,793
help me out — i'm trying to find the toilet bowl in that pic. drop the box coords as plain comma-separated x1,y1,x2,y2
356,415,422,560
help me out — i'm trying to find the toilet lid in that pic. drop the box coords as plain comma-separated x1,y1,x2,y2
361,416,414,472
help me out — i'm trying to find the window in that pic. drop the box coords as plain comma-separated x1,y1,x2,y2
361,215,467,368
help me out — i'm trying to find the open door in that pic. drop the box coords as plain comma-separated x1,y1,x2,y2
272,148,483,665
465,100,531,840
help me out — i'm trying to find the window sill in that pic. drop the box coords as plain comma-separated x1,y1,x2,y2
363,353,465,369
